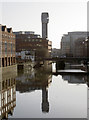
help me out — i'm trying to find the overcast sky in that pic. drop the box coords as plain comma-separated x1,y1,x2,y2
0,0,88,48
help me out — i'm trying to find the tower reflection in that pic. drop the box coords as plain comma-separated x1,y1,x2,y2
42,87,49,112
16,65,52,113
0,71,16,119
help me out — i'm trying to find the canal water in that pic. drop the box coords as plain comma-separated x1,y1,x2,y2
1,63,88,119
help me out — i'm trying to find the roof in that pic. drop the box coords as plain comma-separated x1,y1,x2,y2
1,25,13,33
2,25,6,31
7,28,12,33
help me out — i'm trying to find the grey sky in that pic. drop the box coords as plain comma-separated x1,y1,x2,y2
1,0,88,48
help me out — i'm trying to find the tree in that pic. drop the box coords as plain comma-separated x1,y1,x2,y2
35,47,49,60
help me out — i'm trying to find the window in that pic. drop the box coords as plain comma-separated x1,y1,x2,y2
5,42,7,54
11,43,13,54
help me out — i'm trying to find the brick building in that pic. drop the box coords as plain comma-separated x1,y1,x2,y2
14,31,52,59
0,25,16,67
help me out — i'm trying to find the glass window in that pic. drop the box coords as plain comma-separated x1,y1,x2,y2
11,43,13,54
5,42,7,54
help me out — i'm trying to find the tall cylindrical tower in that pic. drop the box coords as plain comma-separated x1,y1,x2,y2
41,12,49,39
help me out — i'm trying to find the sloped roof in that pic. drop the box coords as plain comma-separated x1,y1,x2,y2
7,28,12,33
2,25,6,31
1,25,13,33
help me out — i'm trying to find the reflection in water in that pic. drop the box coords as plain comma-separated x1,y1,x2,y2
87,76,89,120
56,63,88,119
16,66,52,113
42,87,49,113
14,64,87,118
62,74,86,84
0,71,16,119
62,73,88,120
0,64,88,118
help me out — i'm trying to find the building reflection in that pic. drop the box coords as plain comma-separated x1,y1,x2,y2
61,74,87,84
0,71,16,119
87,75,89,120
61,74,88,119
87,76,89,87
16,66,52,113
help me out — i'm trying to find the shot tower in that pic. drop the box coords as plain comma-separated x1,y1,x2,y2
41,12,49,39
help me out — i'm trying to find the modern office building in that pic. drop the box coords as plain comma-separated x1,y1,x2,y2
74,38,88,57
60,32,89,57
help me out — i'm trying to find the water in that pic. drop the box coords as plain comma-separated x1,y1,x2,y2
57,69,86,72
0,64,88,119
